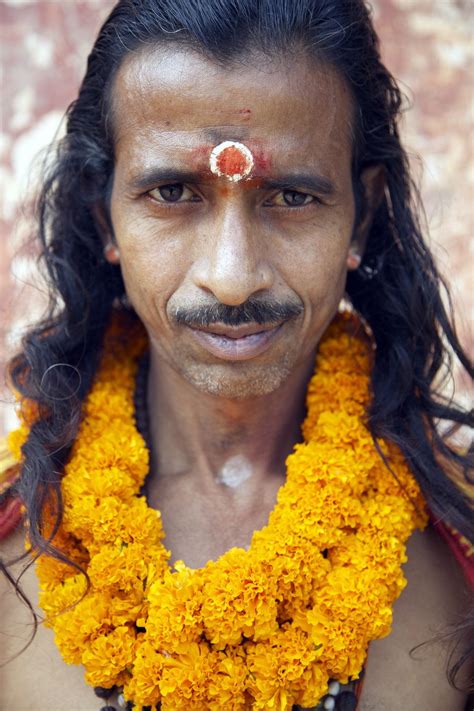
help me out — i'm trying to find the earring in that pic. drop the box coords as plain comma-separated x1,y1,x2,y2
103,243,120,264
347,249,362,271
355,254,384,281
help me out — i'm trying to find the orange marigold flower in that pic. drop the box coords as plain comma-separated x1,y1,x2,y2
4,310,428,709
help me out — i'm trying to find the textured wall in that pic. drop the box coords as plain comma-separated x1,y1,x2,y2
0,0,472,434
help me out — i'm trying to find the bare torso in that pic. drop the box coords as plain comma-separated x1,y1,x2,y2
1,488,471,711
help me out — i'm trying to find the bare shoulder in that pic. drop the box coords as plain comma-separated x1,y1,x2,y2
0,528,96,711
360,524,472,711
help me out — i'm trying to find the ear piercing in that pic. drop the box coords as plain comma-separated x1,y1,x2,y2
209,140,254,182
103,243,120,264
347,249,362,271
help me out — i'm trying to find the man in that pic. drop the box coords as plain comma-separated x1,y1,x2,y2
1,1,472,709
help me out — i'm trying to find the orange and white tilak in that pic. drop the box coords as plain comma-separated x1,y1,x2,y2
209,140,254,182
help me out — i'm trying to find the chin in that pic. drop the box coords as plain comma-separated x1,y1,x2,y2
177,357,294,400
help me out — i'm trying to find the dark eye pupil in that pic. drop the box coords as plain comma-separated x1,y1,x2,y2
283,190,307,206
159,184,183,202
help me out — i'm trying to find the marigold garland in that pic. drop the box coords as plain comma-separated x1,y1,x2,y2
10,311,428,710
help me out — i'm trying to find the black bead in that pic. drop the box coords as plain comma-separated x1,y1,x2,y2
94,686,116,699
336,691,358,711
99,707,117,711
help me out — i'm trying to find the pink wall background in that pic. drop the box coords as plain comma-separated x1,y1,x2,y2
1,0,473,434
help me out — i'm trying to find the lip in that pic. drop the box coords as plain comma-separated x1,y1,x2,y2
188,322,283,361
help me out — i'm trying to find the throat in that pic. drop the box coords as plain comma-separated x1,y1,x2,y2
215,454,253,488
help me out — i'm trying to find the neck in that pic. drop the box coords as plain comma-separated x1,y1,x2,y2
146,352,315,493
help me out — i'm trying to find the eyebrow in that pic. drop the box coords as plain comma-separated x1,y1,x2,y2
128,168,205,192
128,167,336,196
259,174,336,196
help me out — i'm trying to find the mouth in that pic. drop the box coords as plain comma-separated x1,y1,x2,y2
187,322,284,361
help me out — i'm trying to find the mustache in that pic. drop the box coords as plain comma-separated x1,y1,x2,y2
172,297,304,328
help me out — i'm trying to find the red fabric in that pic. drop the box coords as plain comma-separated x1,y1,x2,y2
0,495,22,538
0,456,22,540
429,511,474,590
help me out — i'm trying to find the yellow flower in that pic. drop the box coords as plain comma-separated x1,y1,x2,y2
145,567,204,648
207,648,249,709
39,574,87,623
124,639,164,708
6,310,427,709
246,624,325,710
157,642,223,709
200,549,279,647
82,625,137,688
7,425,29,461
53,593,112,665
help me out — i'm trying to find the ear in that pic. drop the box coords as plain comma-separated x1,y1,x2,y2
93,202,120,265
347,164,385,271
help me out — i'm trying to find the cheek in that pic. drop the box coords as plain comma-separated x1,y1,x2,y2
292,253,347,312
111,210,190,314
278,217,353,301
289,241,349,353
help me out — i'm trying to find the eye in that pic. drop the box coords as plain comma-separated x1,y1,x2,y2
148,183,199,203
265,190,317,208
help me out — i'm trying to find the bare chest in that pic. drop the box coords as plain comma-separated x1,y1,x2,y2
0,522,469,711
147,473,286,568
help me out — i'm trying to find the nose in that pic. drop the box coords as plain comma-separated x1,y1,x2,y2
192,203,274,306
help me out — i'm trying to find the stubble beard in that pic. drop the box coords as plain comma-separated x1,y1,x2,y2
175,353,295,400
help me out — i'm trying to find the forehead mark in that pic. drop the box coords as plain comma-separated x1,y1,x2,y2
209,140,254,182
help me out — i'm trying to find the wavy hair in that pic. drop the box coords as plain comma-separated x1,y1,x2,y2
3,0,473,691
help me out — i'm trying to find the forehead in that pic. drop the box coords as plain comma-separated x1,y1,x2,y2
110,45,354,180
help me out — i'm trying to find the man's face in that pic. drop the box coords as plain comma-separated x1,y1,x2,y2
107,47,363,398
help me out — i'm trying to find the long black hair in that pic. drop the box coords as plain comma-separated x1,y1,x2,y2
4,0,473,690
